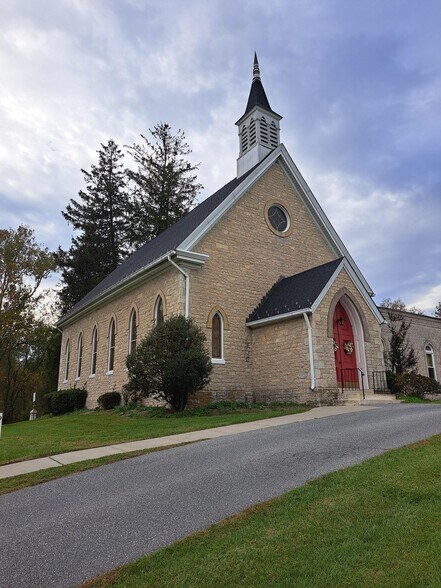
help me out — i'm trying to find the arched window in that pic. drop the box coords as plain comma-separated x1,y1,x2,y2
90,326,98,376
260,116,269,145
76,334,83,379
212,312,223,361
425,345,437,380
107,318,116,373
154,296,164,325
64,339,70,382
129,308,137,355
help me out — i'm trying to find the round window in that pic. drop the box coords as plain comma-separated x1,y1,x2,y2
268,205,289,233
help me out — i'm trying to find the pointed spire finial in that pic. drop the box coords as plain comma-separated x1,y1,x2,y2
253,52,260,81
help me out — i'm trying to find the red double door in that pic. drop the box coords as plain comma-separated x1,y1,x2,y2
333,302,358,388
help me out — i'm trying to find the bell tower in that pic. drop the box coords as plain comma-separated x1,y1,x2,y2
236,54,282,177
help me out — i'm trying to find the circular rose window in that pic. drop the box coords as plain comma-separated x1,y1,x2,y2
267,205,289,233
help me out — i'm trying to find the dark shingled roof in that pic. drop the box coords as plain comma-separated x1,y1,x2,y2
247,258,343,323
59,164,260,323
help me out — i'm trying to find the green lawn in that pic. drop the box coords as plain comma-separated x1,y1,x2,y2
0,405,310,465
85,434,441,588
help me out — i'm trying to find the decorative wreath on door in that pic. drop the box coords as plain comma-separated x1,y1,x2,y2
333,340,339,353
343,341,354,355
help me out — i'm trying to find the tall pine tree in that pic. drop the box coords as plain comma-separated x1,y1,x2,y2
58,139,128,312
126,123,202,248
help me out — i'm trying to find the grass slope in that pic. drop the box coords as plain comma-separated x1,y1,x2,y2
85,435,441,588
0,405,310,465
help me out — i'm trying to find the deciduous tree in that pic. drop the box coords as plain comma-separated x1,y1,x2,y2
0,226,57,421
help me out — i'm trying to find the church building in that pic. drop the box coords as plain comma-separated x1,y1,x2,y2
57,55,389,407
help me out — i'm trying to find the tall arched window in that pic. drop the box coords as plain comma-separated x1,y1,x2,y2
154,296,164,325
90,326,98,376
64,339,70,381
425,345,437,380
107,318,116,373
212,312,223,361
76,334,83,379
129,308,137,355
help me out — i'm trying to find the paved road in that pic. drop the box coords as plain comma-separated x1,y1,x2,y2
1,404,441,588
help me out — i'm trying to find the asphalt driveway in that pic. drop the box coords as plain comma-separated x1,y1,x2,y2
1,403,441,588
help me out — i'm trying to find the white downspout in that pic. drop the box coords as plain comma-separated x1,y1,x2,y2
167,255,190,318
303,312,315,390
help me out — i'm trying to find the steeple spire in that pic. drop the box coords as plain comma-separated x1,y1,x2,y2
253,52,260,81
235,54,282,177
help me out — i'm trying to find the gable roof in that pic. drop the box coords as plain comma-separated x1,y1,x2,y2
59,143,377,328
58,163,260,325
247,259,343,323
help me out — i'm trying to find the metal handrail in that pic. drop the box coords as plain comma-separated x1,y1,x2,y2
340,367,365,400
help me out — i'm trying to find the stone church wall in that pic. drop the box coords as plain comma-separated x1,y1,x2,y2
380,308,441,382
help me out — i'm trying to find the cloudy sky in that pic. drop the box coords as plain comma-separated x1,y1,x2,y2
1,0,440,312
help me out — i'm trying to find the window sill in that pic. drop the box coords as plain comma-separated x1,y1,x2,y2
106,371,114,376
89,374,96,379
63,380,68,384
74,377,80,381
211,358,225,365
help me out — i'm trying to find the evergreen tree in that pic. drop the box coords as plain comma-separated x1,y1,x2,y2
58,140,128,312
126,123,202,248
434,302,441,319
385,308,418,374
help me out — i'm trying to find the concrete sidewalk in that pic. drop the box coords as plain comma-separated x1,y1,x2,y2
0,405,377,480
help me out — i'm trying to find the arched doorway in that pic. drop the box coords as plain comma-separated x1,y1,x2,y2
333,301,358,389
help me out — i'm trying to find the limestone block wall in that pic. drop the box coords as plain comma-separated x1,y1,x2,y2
191,162,336,402
380,309,441,381
58,266,182,407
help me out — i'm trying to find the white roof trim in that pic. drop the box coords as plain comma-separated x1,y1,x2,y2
179,144,374,297
247,308,310,329
311,259,384,324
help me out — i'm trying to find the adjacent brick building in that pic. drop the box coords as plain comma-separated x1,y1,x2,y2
57,55,398,407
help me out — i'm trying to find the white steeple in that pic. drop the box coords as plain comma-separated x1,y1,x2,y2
236,54,282,177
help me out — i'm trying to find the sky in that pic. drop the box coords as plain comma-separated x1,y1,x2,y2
1,0,440,313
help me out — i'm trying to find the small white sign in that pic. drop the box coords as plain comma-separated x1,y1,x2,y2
0,412,3,439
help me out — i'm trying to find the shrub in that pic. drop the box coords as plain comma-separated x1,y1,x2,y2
42,392,55,415
395,373,441,398
386,370,398,393
126,316,212,411
48,388,88,415
98,392,121,410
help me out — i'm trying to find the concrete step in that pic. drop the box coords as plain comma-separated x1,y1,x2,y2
360,392,400,405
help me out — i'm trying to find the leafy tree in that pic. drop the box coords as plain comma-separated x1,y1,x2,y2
0,226,57,422
434,302,441,319
58,139,129,313
381,298,423,314
125,316,212,411
126,123,202,248
384,307,418,375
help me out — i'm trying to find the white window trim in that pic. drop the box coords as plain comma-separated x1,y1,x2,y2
425,345,437,380
76,334,83,380
154,296,164,325
107,319,115,374
211,312,225,363
128,308,137,354
64,340,70,382
90,327,97,377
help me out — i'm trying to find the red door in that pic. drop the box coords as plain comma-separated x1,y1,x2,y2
333,302,357,388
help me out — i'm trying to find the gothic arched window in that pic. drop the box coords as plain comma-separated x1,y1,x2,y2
154,296,164,325
129,308,137,355
90,326,98,376
76,333,83,379
107,318,116,373
212,312,223,360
